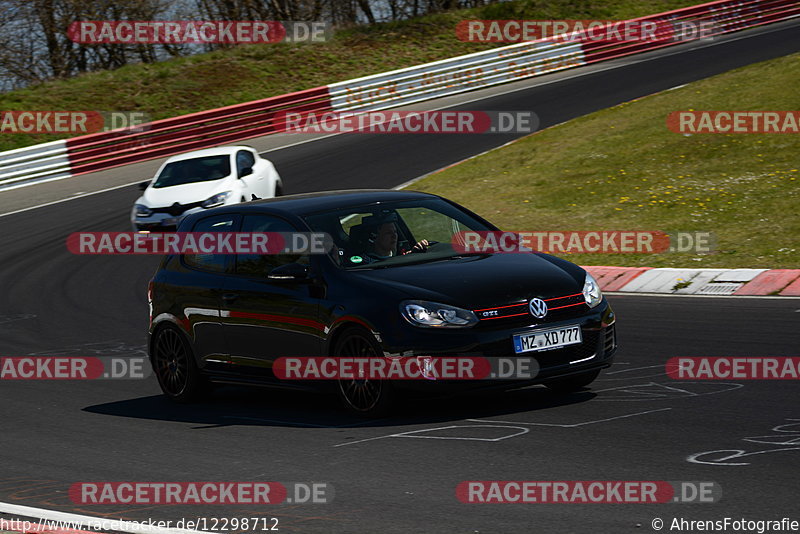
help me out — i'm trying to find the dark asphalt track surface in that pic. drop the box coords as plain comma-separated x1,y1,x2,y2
1,21,799,534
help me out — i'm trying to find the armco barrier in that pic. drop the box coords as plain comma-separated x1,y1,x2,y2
327,0,799,110
327,40,586,111
0,140,71,189
0,0,798,190
64,86,331,177
0,87,331,190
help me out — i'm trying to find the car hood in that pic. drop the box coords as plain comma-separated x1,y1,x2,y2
352,253,585,309
142,178,231,207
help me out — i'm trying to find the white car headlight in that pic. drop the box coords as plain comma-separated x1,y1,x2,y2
401,300,478,328
201,191,231,208
134,204,152,217
582,272,603,308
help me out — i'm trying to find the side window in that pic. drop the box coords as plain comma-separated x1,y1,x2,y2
236,214,310,277
236,150,256,177
184,214,237,273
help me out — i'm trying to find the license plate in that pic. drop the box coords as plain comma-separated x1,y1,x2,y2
513,325,582,354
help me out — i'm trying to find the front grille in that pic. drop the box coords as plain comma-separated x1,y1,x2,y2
150,201,203,216
474,293,589,327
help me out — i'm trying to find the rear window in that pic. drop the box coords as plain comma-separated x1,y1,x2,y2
153,155,231,188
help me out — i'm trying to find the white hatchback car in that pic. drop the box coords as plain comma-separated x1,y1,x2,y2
131,145,283,230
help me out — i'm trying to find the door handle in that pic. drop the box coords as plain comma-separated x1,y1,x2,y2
222,293,239,303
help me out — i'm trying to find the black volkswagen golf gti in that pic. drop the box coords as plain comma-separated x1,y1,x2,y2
148,190,617,415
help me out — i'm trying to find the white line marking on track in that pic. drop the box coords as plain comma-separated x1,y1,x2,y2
0,502,211,534
0,181,145,219
466,407,672,427
392,425,530,441
334,424,529,447
604,364,662,375
223,415,383,428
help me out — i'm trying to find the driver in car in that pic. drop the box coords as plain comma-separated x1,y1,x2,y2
363,214,429,263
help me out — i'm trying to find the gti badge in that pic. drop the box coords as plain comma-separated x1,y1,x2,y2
529,298,548,318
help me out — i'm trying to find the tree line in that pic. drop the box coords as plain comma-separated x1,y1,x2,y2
0,0,497,91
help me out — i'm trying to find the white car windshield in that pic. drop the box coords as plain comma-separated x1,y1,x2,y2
152,155,231,188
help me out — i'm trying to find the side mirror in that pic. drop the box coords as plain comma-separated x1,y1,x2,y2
239,166,253,178
138,181,150,191
268,262,309,281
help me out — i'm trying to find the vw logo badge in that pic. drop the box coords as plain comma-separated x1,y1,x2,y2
529,298,548,318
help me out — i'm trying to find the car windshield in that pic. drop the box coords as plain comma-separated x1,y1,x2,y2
303,198,493,269
152,155,231,188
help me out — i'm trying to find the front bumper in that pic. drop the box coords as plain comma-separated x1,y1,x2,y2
131,207,204,231
378,300,617,392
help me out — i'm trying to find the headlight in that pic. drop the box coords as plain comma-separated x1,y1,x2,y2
401,300,478,328
134,204,152,217
201,191,231,208
582,272,603,308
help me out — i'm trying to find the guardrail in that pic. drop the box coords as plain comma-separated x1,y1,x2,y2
0,140,71,189
66,86,331,177
0,87,331,191
0,0,797,191
328,0,800,111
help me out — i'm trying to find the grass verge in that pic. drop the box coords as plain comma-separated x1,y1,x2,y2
407,53,800,268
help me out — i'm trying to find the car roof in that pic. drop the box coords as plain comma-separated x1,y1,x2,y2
164,145,253,163
211,189,443,217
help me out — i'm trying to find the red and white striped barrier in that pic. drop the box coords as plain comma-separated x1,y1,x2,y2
0,0,797,190
584,266,800,295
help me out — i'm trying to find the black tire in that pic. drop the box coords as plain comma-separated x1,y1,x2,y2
545,369,601,393
334,329,394,417
274,182,284,197
151,325,210,403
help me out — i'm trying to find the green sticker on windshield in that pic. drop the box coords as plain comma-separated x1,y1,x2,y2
350,255,363,264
